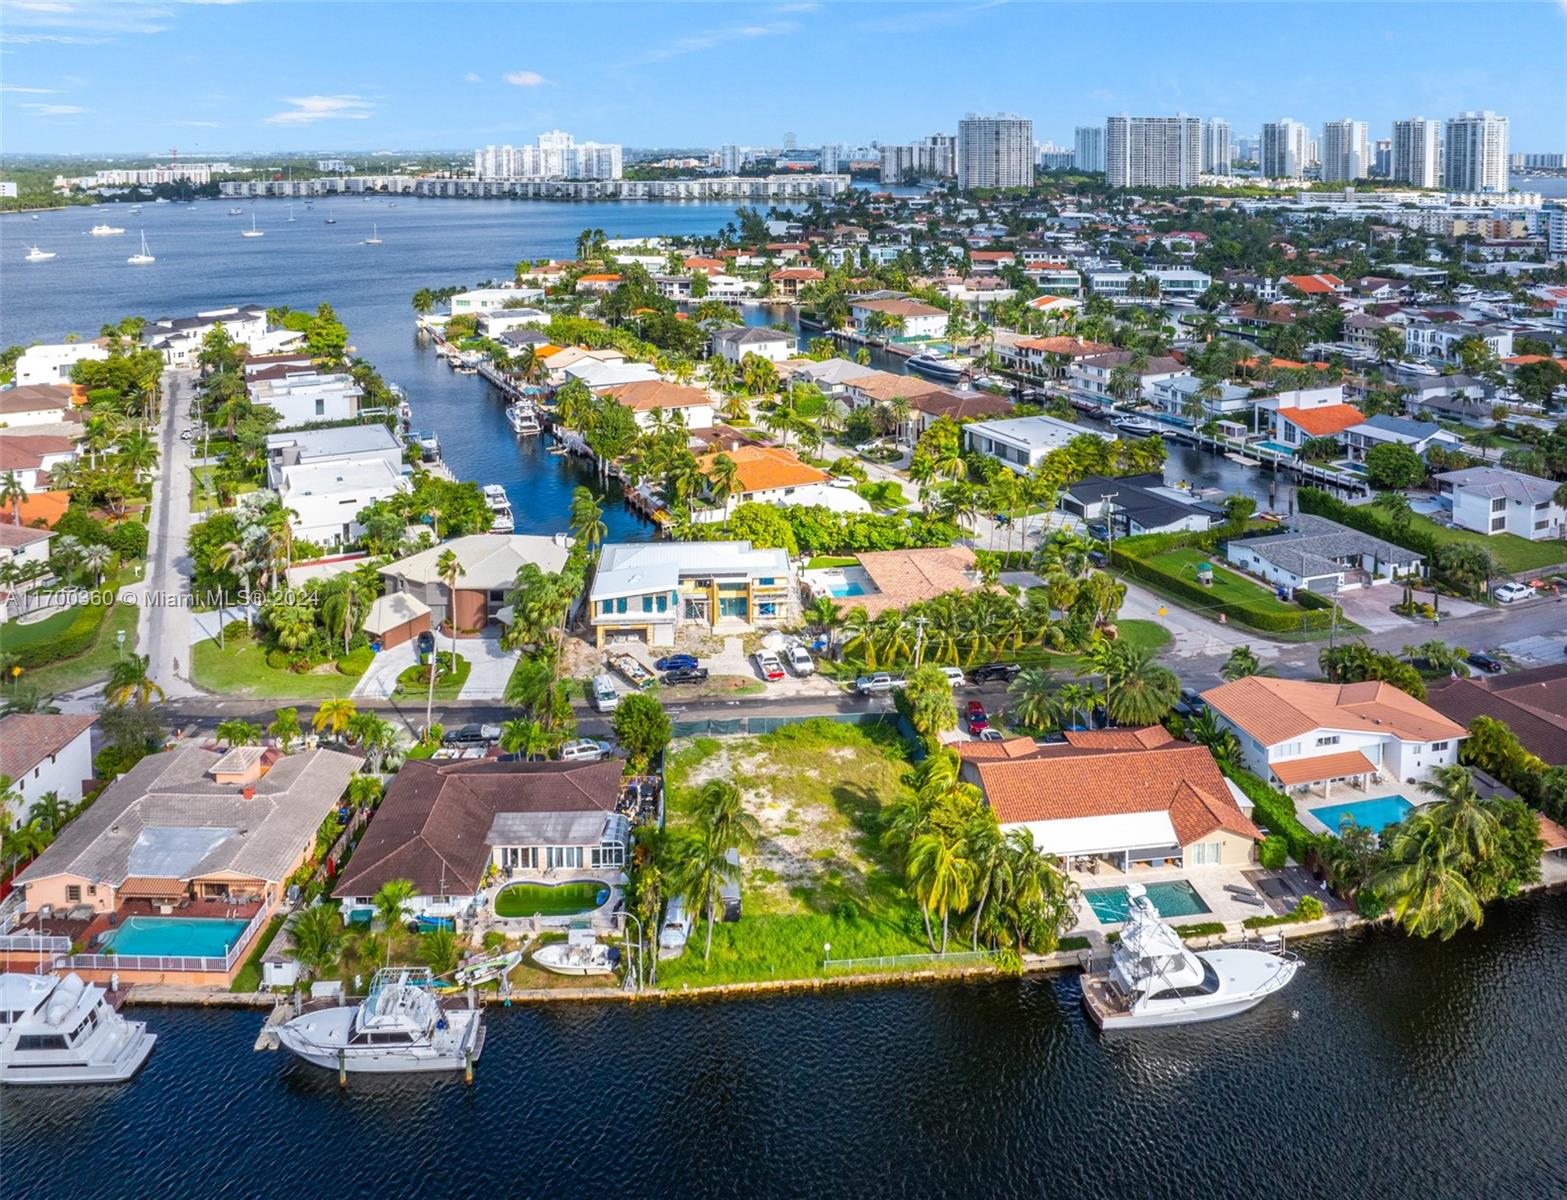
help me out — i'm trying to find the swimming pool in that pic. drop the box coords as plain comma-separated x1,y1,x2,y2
494,881,611,918
1254,440,1298,456
100,916,252,959
1083,880,1211,924
1310,795,1413,837
830,582,868,597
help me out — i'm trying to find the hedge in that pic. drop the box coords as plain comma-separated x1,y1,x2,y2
1223,766,1320,864
4,597,114,668
1294,589,1334,611
1110,543,1338,633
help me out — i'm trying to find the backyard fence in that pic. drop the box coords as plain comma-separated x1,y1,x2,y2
822,949,992,973
670,711,899,739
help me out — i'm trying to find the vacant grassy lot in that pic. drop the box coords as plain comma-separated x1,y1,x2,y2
193,636,368,700
1396,511,1563,575
658,720,931,987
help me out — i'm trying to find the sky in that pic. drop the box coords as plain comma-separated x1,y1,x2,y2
3,0,1565,157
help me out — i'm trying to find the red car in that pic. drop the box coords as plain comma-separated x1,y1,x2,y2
966,700,989,734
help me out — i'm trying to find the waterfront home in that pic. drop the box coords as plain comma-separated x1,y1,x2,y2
1201,676,1467,795
848,297,948,339
13,339,109,387
800,545,984,618
956,727,1261,870
1060,473,1223,536
588,540,794,646
769,266,825,298
1022,263,1083,295
333,757,627,925
140,305,289,367
0,713,95,825
1282,273,1347,296
575,273,622,294
1225,513,1421,594
276,458,410,549
0,433,78,493
263,423,405,490
562,357,662,391
447,286,544,315
1085,267,1212,303
1433,466,1565,541
247,365,363,428
0,383,81,427
994,335,1112,380
710,326,796,364
783,356,881,397
1401,316,1513,364
600,380,715,431
379,533,571,635
13,744,359,985
1067,351,1185,407
1425,663,1567,766
691,445,868,522
538,345,625,386
963,413,1115,473
476,308,549,337
1259,386,1365,450
1341,414,1464,462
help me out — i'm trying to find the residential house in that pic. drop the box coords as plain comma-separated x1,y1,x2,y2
1425,663,1567,766
360,592,433,651
379,533,571,633
0,525,55,576
1344,312,1395,353
588,540,794,646
710,326,796,364
955,726,1261,870
963,414,1115,473
13,340,109,387
1021,262,1082,295
1085,267,1212,302
1260,385,1365,449
277,458,410,549
691,445,869,522
263,423,404,490
1341,414,1464,462
1060,473,1223,536
1225,513,1422,594
0,383,80,427
1281,273,1347,296
447,286,544,315
783,357,881,397
0,713,96,826
1202,676,1467,795
1067,351,1185,407
0,433,77,493
1403,316,1514,364
476,308,549,337
247,365,363,428
1148,374,1254,421
574,273,622,294
601,380,715,431
848,297,949,339
562,356,663,392
801,546,985,617
332,758,627,924
140,305,281,367
769,266,825,298
1434,466,1566,540
995,336,1112,380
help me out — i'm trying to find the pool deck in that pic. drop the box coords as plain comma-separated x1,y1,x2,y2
80,897,265,953
1067,862,1286,935
1294,778,1431,838
481,869,627,936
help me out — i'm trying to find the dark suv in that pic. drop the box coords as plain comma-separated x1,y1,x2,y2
970,662,1023,685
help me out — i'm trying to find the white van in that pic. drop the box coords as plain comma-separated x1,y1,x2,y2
591,673,620,713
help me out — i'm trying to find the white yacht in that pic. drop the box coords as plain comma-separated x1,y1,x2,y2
0,972,157,1085
24,246,56,263
906,352,967,382
273,967,484,1075
506,402,541,435
228,207,243,216
241,213,264,238
1080,884,1300,1030
89,223,125,236
127,231,155,265
482,484,515,533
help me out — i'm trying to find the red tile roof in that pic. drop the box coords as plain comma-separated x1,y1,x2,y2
0,714,96,780
1278,403,1365,437
1201,677,1466,746
1284,273,1345,295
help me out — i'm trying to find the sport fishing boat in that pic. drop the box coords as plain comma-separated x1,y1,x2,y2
0,972,157,1085
506,402,541,435
272,967,484,1075
89,223,125,236
482,484,515,533
1080,884,1300,1030
24,246,56,262
532,929,617,977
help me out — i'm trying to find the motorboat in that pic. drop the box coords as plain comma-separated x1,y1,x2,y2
1112,416,1161,436
324,209,337,225
241,213,264,238
272,967,484,1075
127,230,155,265
482,484,515,533
906,352,967,382
1079,884,1300,1030
0,972,157,1085
228,207,243,216
506,403,541,435
1397,361,1439,376
452,950,524,987
24,246,56,263
532,931,617,977
362,224,382,245
89,223,125,236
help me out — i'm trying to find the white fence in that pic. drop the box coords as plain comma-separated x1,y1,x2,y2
53,904,272,975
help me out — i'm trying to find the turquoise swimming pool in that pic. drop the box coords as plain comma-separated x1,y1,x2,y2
1254,440,1298,456
100,916,251,959
830,582,868,597
1083,881,1211,924
1311,795,1413,837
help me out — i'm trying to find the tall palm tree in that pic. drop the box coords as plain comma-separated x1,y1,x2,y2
907,827,974,954
500,717,550,760
962,812,1009,951
216,718,261,747
430,548,465,732
686,780,760,962
568,486,607,553
1222,644,1261,681
269,706,301,750
1008,667,1056,732
1105,644,1181,726
288,902,345,980
106,653,163,707
0,472,25,524
26,791,70,838
79,542,112,587
803,594,843,658
312,697,357,740
1371,811,1483,940
371,878,417,963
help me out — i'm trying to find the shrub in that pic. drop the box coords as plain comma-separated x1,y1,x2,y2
107,520,149,559
1294,894,1324,921
6,597,112,668
1258,835,1289,870
1294,589,1334,611
265,648,291,669
337,644,375,676
1223,766,1318,863
1172,921,1229,939
831,899,859,922
222,620,250,642
1355,889,1387,920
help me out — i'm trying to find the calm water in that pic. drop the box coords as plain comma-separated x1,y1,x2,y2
4,891,1565,1199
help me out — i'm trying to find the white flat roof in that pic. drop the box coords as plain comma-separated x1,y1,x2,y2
1009,811,1180,857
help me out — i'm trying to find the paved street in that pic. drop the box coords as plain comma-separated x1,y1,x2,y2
137,368,201,699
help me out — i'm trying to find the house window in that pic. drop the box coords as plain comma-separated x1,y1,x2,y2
600,600,612,615
1190,842,1221,866
1490,517,1506,532
1316,735,1340,747
314,398,325,417
616,598,627,614
66,885,81,902
655,594,667,613
642,596,653,613
1431,741,1449,752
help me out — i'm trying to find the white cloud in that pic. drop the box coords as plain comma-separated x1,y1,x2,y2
503,70,545,87
1,1,172,37
174,119,220,127
22,102,88,115
0,84,59,93
264,94,376,125
464,71,483,83
618,15,800,66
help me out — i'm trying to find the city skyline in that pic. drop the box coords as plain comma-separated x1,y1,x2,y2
2,1,1565,155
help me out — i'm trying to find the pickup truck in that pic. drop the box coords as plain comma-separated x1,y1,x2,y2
854,673,905,695
782,643,815,676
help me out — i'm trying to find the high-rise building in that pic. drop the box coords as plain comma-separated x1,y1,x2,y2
1104,116,1202,188
1319,119,1370,182
1520,152,1565,169
1373,139,1393,177
473,131,624,180
719,144,742,173
920,133,956,179
782,131,797,150
1073,125,1105,173
1391,118,1442,188
1545,207,1567,256
957,113,1034,190
879,144,918,184
1261,119,1311,179
818,144,843,173
1201,119,1232,175
1444,111,1510,192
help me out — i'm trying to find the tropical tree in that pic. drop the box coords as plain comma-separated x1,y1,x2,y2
1105,644,1181,725
289,902,346,979
1371,810,1484,940
901,664,957,744
1184,707,1241,768
347,712,399,771
568,486,607,553
429,548,465,731
500,717,550,760
907,827,974,954
371,878,417,959
312,697,357,740
216,719,262,747
1222,645,1261,681
684,780,760,962
26,791,70,838
106,654,163,707
1008,667,1057,732
421,927,462,976
803,594,844,659
269,706,302,750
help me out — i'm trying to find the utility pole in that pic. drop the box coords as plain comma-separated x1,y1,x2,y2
911,615,929,669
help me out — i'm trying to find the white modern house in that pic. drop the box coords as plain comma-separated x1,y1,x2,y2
1202,676,1467,795
588,540,795,647
477,308,550,337
276,459,410,548
963,414,1115,473
848,297,949,339
448,286,545,316
1148,374,1255,420
0,714,97,825
1224,514,1423,594
1085,267,1212,302
1434,466,1566,540
140,305,279,367
248,368,363,428
1341,414,1464,461
563,358,663,391
710,326,797,364
13,341,109,386
264,423,405,489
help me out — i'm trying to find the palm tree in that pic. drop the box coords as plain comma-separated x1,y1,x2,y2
321,586,364,656
1076,636,1120,721
26,791,70,838
1184,707,1241,768
79,542,113,587
269,706,301,750
0,472,25,524
686,780,760,962
705,453,739,511
568,486,607,553
907,827,974,953
347,712,398,771
347,773,384,809
1008,667,1056,732
1222,645,1261,681
1055,681,1096,730
1105,645,1181,726
500,717,550,760
1371,811,1484,940
962,811,1008,951
216,718,262,747
312,697,357,741
289,902,345,980
430,548,465,732
803,594,843,658
371,878,417,961
106,653,163,707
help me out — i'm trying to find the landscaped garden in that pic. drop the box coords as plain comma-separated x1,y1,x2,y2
393,651,470,700
193,633,371,700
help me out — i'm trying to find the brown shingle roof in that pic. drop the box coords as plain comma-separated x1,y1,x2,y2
1201,676,1466,746
0,713,96,780
1424,664,1567,766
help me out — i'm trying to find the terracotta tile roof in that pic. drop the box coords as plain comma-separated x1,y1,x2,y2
1278,403,1366,436
1062,726,1176,750
850,297,946,318
1015,336,1112,356
696,445,828,494
857,546,981,604
954,736,1044,761
770,267,825,281
1269,749,1380,786
0,714,96,779
0,490,72,527
1284,273,1345,294
967,741,1260,845
684,257,726,272
577,273,621,283
603,380,713,411
1201,676,1466,747
1538,813,1567,852
1239,357,1330,371
845,371,950,403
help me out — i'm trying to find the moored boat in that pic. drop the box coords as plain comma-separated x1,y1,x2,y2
506,403,541,435
1112,416,1160,436
906,352,967,382
0,972,157,1085
453,950,524,987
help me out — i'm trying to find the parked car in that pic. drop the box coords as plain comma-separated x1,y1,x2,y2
1494,582,1532,604
179,427,194,441
590,673,620,714
416,630,436,661
1466,652,1504,674
937,666,966,687
662,666,710,685
782,643,815,676
966,700,990,734
654,653,699,672
970,662,1022,685
753,651,786,682
1173,687,1207,717
853,673,904,695
976,728,1006,742
442,723,500,747
558,738,611,762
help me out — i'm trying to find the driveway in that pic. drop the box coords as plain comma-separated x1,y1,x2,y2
455,632,518,700
1331,584,1484,634
138,368,201,698
353,641,417,699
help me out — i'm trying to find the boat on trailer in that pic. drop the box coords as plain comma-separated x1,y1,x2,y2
533,928,617,976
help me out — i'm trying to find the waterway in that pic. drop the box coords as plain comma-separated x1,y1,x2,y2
3,891,1565,1199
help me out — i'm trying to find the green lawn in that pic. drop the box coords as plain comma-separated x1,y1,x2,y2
494,881,609,918
805,555,859,570
229,914,285,993
658,720,933,988
192,636,368,700
1397,511,1565,575
394,653,470,700
10,597,141,696
1146,547,1303,613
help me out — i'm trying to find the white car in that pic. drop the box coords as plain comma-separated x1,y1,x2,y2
558,739,611,762
782,644,815,676
1494,582,1533,604
754,651,786,682
937,666,966,687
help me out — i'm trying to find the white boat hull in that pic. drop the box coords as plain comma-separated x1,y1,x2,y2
1,1026,157,1086
275,1008,483,1074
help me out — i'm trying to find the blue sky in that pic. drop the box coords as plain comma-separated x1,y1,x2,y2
3,1,1564,156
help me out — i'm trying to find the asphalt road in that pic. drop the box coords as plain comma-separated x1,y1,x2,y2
137,368,200,699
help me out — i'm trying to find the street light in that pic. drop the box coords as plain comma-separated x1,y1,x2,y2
115,629,126,660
